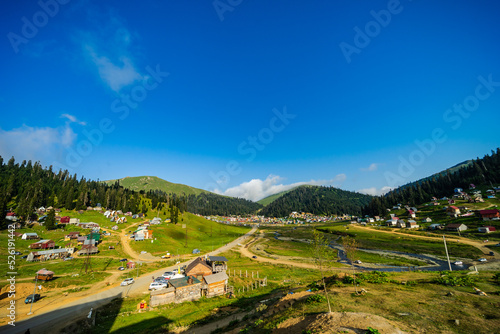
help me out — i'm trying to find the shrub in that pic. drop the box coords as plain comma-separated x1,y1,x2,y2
435,272,477,287
367,327,381,334
306,294,326,304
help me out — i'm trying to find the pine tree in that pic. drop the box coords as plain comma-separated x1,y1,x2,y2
45,209,56,230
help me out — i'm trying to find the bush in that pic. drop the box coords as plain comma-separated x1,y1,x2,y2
367,327,381,334
306,294,326,304
435,272,477,287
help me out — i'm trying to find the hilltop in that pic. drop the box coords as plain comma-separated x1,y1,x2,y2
257,188,298,206
103,176,210,196
260,185,373,217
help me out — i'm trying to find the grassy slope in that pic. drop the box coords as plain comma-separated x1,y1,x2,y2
257,188,297,206
128,212,251,256
102,176,210,196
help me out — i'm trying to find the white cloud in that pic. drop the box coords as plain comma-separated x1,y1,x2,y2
360,163,380,172
80,13,143,93
214,174,347,201
61,113,87,126
357,186,393,196
86,46,142,93
0,122,77,165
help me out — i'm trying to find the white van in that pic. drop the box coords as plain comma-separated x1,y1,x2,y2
149,282,168,290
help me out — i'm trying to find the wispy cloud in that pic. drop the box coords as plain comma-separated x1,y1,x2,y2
357,186,393,196
61,113,87,125
0,122,77,164
214,174,347,201
360,163,381,172
80,13,143,93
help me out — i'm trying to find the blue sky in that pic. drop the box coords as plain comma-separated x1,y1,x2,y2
1,0,499,201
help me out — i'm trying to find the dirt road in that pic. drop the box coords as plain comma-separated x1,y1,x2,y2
0,226,258,334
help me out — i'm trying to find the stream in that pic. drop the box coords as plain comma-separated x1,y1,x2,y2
329,242,470,272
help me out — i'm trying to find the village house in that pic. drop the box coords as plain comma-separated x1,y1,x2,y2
422,217,432,223
64,231,80,241
407,210,416,219
69,218,80,225
78,245,99,255
406,220,419,229
36,269,54,281
446,206,461,217
168,276,202,303
396,219,406,228
445,223,467,232
26,248,70,262
29,239,55,249
428,223,442,230
77,222,100,229
202,271,229,297
5,212,17,221
479,209,500,220
478,226,496,233
59,216,70,224
207,256,228,273
185,257,213,279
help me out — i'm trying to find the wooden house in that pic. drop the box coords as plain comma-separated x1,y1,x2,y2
36,269,54,281
446,206,461,216
207,256,228,273
185,257,213,279
29,239,55,249
168,276,202,303
478,226,496,233
445,223,467,232
479,209,500,221
202,272,229,297
22,233,39,240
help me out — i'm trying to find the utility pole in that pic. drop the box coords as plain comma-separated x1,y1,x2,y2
28,275,38,315
443,235,452,271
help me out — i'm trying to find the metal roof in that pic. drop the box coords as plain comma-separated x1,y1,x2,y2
203,272,228,285
168,276,201,288
208,256,228,262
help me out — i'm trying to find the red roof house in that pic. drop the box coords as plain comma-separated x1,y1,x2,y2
479,209,500,220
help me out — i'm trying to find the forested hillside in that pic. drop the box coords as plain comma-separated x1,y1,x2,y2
363,148,500,216
186,193,262,216
259,185,373,217
0,156,261,228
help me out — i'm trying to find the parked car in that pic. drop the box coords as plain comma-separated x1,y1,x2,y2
24,294,40,304
140,251,147,254
121,278,135,286
489,251,495,256
21,255,28,259
14,251,22,255
478,258,487,262
252,256,257,259
354,260,362,264
453,261,463,266
118,266,125,271
120,258,127,262
64,257,74,261
154,277,168,283
170,273,185,280
162,271,175,279
149,282,167,290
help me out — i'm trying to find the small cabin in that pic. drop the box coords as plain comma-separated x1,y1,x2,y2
36,269,54,281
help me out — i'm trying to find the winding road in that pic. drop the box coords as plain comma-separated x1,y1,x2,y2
1,226,258,334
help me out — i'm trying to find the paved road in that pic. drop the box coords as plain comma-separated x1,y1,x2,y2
0,226,257,334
